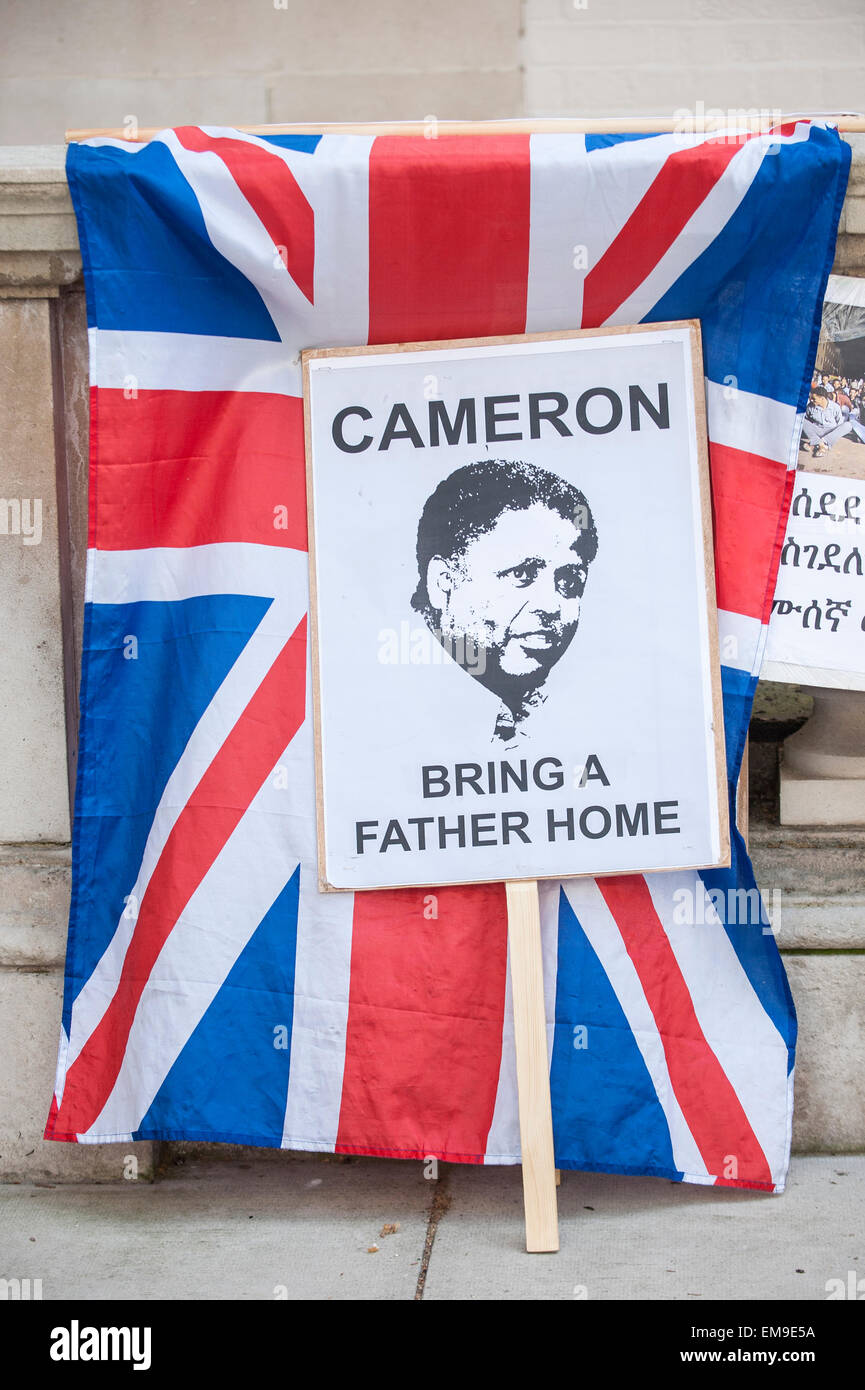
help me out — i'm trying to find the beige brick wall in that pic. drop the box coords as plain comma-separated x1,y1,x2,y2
524,0,865,118
2,0,861,142
0,0,522,142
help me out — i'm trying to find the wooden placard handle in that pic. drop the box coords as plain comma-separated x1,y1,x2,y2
506,878,559,1253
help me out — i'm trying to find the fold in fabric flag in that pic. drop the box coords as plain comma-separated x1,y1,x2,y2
47,122,850,1192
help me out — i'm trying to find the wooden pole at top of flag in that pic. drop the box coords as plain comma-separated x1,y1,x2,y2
65,114,865,142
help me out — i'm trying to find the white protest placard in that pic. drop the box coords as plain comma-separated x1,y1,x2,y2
303,323,729,891
763,470,865,690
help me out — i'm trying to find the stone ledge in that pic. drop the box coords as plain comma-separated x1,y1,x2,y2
750,821,865,899
0,846,71,970
0,130,863,289
0,146,81,289
834,130,865,268
0,250,81,292
4,836,865,962
774,897,865,950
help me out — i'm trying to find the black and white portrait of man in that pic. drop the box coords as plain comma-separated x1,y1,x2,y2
411,459,599,746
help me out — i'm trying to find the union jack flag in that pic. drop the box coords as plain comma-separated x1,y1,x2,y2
47,122,850,1190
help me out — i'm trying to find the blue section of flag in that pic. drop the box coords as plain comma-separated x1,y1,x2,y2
65,594,271,1033
259,134,322,154
585,132,655,151
700,823,798,1067
719,663,757,785
66,141,281,340
701,663,796,1060
133,866,300,1144
647,127,851,409
552,888,681,1178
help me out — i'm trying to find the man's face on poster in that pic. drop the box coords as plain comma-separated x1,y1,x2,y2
426,501,590,686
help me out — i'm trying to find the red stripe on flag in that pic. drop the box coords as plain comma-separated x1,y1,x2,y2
335,884,509,1162
710,441,793,623
175,128,315,303
89,389,306,552
49,616,308,1140
581,137,750,327
335,134,529,1162
368,135,531,344
44,1093,76,1143
598,875,772,1186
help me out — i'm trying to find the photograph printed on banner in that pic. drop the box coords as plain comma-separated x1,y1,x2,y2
303,325,729,890
763,275,865,689
801,273,865,480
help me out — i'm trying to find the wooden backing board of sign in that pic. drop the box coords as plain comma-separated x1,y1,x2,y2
301,323,732,1256
303,324,730,898
737,740,749,849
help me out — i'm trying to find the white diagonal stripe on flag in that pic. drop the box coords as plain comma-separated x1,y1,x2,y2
561,878,710,1181
67,557,307,1073
89,328,300,396
86,542,305,606
606,125,815,329
645,873,791,1188
82,734,311,1139
158,131,313,344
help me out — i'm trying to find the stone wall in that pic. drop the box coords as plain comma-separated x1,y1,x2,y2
3,1,862,147
524,0,865,119
0,0,523,143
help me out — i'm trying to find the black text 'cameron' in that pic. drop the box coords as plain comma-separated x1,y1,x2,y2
331,383,670,453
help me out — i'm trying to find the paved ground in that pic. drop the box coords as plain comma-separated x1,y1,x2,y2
0,1153,861,1301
